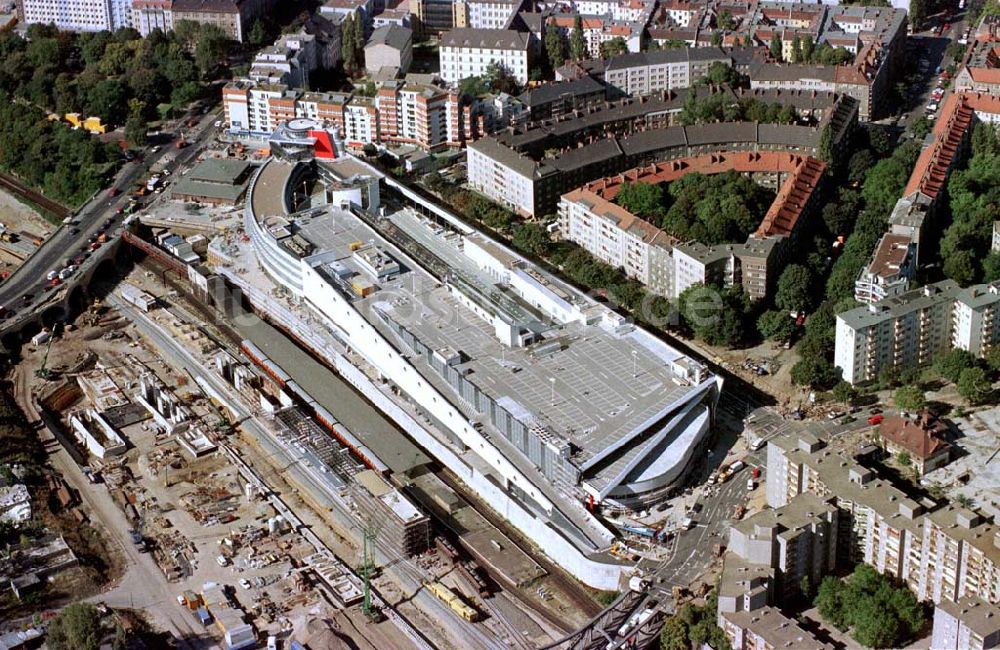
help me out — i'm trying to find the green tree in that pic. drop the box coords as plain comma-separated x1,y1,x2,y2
897,450,912,467
545,25,566,70
718,9,736,30
790,356,840,389
801,35,815,62
832,381,856,403
911,116,934,140
958,366,991,404
711,31,723,47
775,264,812,313
659,615,690,650
86,78,128,124
769,32,783,61
909,0,926,29
484,61,519,94
985,346,1000,373
248,19,268,47
758,309,795,341
512,222,551,257
791,35,802,63
458,75,489,97
570,15,587,61
341,13,358,72
678,283,749,348
701,61,743,87
599,37,627,59
935,349,976,384
893,385,926,411
614,181,664,218
815,576,848,631
47,603,103,650
124,98,147,147
194,23,230,77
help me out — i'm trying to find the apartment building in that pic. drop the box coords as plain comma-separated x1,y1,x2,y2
836,280,1000,385
364,24,413,75
467,138,559,216
558,188,675,296
131,0,172,33
223,79,482,150
439,28,533,86
854,233,916,304
932,597,1000,650
603,48,732,96
765,424,1000,606
720,606,834,650
557,151,823,301
953,283,1000,357
466,90,855,217
170,0,263,42
955,38,1000,96
765,432,920,570
727,493,839,603
834,280,960,386
408,0,453,36
250,34,321,88
19,0,132,31
453,0,524,29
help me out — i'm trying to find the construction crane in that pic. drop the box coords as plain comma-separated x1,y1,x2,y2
358,521,384,622
35,322,60,379
183,368,233,435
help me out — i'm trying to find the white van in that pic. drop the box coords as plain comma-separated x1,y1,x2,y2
216,555,229,567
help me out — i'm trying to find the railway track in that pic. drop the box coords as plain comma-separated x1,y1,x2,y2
0,171,72,219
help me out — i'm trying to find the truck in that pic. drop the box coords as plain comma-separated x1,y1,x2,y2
728,460,745,473
629,575,649,592
619,607,655,637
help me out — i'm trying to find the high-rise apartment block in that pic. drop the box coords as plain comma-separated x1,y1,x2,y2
835,280,1000,385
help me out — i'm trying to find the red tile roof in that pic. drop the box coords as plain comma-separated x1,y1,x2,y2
879,409,950,460
582,151,825,239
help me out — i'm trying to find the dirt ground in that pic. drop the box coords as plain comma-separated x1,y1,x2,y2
0,187,58,267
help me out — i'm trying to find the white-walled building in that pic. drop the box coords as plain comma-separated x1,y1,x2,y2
455,0,522,29
835,281,959,385
953,282,1000,357
558,188,674,297
20,0,133,31
854,233,916,304
467,138,556,217
836,280,1000,385
439,28,532,85
932,596,1000,650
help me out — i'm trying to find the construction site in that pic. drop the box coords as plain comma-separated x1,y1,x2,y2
9,258,601,649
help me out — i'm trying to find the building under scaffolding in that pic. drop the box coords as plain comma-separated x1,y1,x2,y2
352,469,430,558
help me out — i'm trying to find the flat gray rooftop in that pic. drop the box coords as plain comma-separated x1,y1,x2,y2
294,206,700,484
250,159,294,219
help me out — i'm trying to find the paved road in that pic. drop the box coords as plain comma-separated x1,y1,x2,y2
895,13,969,131
0,109,222,324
